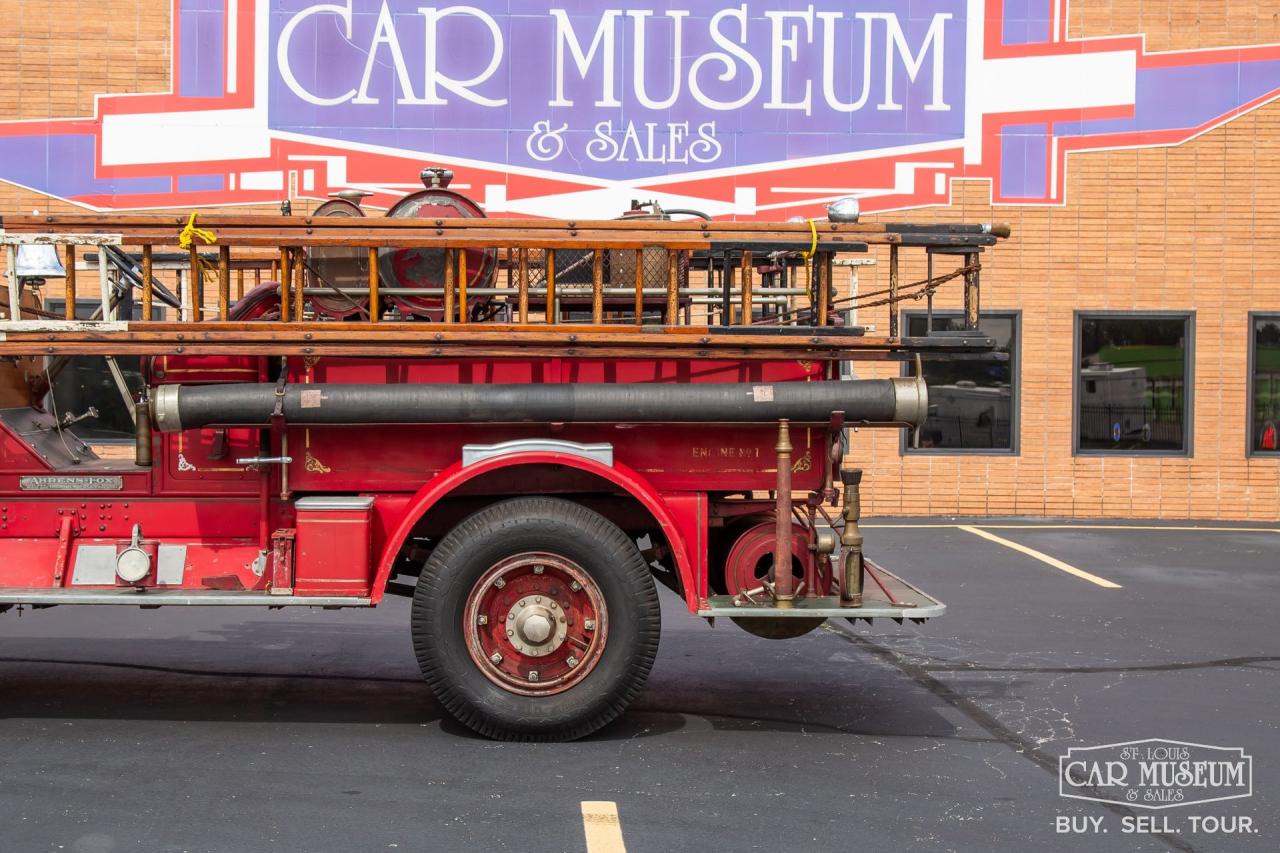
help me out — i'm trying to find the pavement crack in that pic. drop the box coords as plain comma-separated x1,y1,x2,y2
826,623,1202,853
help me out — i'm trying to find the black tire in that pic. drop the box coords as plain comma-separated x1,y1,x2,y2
411,497,660,741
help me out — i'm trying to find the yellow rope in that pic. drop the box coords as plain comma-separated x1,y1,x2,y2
178,212,217,249
799,218,819,308
802,218,818,259
177,212,219,321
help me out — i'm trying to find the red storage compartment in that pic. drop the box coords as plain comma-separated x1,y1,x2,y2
293,496,375,597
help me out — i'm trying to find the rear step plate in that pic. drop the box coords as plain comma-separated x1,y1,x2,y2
698,561,944,622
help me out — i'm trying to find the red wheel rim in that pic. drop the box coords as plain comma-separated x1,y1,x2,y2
464,552,607,696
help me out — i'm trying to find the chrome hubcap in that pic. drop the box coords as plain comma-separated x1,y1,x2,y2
506,596,568,656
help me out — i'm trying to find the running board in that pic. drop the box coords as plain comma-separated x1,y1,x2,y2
697,565,944,622
0,589,371,607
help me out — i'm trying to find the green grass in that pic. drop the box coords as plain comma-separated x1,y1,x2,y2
1256,346,1280,373
1097,345,1185,380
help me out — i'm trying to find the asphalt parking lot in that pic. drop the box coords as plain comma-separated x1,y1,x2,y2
0,520,1276,853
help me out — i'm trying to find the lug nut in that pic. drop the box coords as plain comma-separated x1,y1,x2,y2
477,615,488,626
490,652,503,664
570,581,582,592
584,619,596,631
533,565,544,575
493,577,506,589
528,671,539,683
567,656,579,668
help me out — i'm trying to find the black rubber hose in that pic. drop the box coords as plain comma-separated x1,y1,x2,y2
153,379,924,431
661,208,713,221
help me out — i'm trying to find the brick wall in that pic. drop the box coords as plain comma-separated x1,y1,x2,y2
1,1,1278,520
836,4,1280,521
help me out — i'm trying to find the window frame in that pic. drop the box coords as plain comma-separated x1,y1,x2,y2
899,309,1021,456
1072,310,1195,458
1248,311,1280,458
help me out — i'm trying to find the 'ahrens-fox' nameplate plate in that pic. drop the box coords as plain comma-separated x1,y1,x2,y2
20,476,124,491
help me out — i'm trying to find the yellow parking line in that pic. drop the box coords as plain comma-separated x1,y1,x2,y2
957,525,1122,589
582,801,627,853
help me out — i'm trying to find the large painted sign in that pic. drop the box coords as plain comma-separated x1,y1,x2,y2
1,1,1279,218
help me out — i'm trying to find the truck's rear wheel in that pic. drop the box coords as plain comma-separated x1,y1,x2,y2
411,497,660,741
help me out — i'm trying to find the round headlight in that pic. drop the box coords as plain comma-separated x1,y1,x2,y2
116,547,151,583
826,197,861,223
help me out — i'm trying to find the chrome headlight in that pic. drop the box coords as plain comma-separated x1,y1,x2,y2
826,197,861,223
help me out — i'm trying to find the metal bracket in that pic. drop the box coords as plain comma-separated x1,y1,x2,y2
272,373,288,419
235,456,292,466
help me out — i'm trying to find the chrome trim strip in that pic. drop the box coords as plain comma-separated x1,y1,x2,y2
152,384,182,433
295,495,376,511
462,439,613,468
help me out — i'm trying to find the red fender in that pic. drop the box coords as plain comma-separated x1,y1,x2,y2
371,452,699,609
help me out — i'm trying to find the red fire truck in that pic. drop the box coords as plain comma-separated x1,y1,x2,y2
0,171,1008,740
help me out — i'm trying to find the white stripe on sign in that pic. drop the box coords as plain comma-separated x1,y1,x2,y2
581,801,626,853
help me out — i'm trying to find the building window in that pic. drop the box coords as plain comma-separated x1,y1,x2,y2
902,311,1019,453
1075,313,1193,455
1251,313,1280,455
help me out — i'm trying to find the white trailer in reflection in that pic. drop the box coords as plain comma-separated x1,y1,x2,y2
1079,364,1152,443
922,381,1013,449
